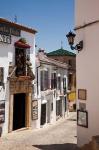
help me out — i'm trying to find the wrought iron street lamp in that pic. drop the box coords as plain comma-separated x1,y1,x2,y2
66,31,83,52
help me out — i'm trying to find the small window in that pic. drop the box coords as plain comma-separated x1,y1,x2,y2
68,59,72,66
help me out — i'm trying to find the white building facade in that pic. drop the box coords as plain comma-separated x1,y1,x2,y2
32,49,69,128
0,18,37,136
75,0,99,147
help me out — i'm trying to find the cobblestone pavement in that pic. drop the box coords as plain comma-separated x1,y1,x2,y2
0,112,79,150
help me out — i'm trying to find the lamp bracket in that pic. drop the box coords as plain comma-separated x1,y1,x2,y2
75,41,83,52
70,40,83,52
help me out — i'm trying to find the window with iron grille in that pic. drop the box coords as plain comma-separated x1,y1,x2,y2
51,72,57,89
15,48,26,76
40,70,49,91
15,48,31,77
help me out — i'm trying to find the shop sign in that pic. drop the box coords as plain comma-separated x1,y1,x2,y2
0,100,5,124
32,100,38,120
0,23,20,37
0,34,11,44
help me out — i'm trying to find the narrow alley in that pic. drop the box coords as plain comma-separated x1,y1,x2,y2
0,112,79,150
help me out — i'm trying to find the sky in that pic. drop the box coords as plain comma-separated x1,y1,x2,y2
0,0,74,52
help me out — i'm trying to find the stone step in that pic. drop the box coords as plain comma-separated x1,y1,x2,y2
80,136,99,150
92,136,99,150
80,141,93,150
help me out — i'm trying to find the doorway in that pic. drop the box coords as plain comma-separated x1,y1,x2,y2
56,100,62,120
13,93,26,130
41,104,46,125
47,100,51,123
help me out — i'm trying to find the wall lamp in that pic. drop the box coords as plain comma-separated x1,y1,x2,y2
66,31,83,52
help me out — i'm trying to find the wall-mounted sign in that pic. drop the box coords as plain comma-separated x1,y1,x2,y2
78,89,87,100
32,100,38,120
10,79,33,94
0,100,5,124
0,34,11,44
0,23,20,37
77,110,88,128
79,102,86,111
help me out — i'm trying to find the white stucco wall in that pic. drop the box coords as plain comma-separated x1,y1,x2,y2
75,0,99,27
75,0,99,147
0,29,35,135
34,54,68,128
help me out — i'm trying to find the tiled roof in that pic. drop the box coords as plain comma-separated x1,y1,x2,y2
37,53,68,69
47,48,76,56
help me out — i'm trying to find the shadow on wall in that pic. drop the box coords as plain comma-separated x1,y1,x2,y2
33,143,80,150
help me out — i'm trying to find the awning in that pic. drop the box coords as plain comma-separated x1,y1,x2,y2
14,41,30,48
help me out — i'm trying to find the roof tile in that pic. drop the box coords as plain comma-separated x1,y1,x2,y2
47,48,76,56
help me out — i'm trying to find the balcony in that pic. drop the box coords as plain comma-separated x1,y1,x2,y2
8,65,34,94
9,76,33,94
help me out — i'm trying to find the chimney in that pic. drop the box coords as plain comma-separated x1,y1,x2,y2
38,48,44,53
38,48,46,55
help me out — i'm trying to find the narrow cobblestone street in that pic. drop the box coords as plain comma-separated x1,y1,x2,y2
0,112,79,150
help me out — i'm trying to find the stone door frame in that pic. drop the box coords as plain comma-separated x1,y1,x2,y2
8,93,31,132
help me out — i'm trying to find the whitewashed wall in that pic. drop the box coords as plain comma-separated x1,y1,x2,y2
34,58,68,128
0,30,35,135
75,0,99,147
